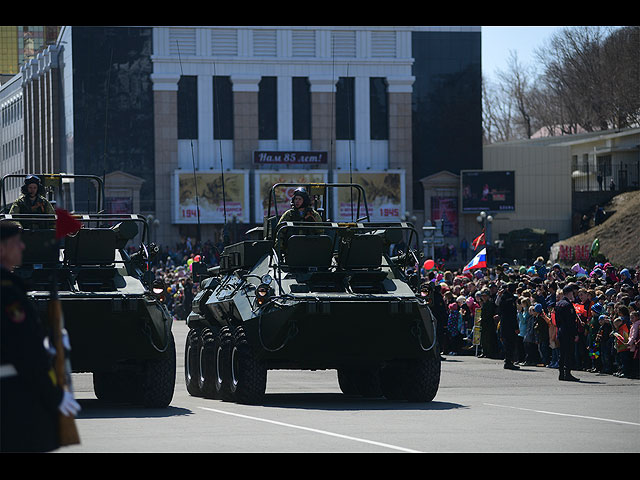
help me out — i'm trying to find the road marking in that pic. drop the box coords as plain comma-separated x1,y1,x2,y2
484,403,640,426
198,406,422,453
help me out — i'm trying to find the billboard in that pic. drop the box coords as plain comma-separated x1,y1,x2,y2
334,171,405,222
174,171,249,224
431,196,458,236
461,170,515,212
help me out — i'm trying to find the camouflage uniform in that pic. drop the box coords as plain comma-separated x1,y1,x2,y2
9,194,55,229
276,207,323,251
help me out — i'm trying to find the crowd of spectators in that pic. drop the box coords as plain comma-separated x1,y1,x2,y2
145,236,222,321
145,235,639,380
421,257,639,379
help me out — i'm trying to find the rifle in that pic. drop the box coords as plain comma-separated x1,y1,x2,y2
48,271,80,446
49,208,82,446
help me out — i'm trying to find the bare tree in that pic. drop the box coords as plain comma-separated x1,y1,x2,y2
497,51,536,138
482,76,516,143
535,26,639,132
484,26,639,145
600,26,640,128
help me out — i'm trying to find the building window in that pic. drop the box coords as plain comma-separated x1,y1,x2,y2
597,155,612,177
292,77,311,140
336,77,355,140
213,76,233,140
370,77,388,140
259,76,277,140
178,76,198,140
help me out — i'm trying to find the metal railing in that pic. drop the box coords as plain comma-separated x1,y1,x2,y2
571,161,640,192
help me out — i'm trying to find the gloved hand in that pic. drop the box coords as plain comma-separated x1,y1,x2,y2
58,390,81,417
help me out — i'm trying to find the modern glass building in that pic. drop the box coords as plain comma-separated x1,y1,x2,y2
411,30,482,208
0,26,60,80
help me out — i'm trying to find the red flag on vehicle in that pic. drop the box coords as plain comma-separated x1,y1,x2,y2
55,208,82,240
471,231,485,250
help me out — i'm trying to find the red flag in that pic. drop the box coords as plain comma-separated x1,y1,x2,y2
471,231,485,250
55,208,82,240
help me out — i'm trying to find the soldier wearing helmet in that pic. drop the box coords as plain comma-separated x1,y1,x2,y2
276,188,323,250
9,176,55,229
278,187,322,225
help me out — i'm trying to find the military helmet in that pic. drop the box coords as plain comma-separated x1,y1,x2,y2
21,175,44,195
290,187,311,208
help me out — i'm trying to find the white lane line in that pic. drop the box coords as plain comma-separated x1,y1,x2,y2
484,403,640,426
198,406,422,453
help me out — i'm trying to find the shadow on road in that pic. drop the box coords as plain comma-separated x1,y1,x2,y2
258,393,466,411
76,399,193,419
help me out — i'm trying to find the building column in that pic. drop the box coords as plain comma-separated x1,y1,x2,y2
230,74,260,170
151,73,180,246
387,76,414,214
309,75,336,179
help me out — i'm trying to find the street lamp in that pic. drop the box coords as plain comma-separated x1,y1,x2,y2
146,214,160,244
475,211,493,266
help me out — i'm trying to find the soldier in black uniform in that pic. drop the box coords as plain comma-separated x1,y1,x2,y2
554,284,580,381
479,288,499,359
495,282,520,370
0,220,80,452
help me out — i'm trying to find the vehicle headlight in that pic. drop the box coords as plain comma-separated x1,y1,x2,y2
152,279,165,296
256,283,271,306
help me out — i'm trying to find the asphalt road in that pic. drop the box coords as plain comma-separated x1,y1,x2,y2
58,320,640,453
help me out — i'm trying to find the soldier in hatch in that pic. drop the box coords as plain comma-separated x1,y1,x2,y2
276,187,323,252
278,187,322,225
9,175,55,229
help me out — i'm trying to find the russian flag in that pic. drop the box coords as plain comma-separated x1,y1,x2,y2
463,248,487,271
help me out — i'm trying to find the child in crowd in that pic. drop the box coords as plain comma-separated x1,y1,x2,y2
447,303,465,355
523,305,539,365
533,303,551,366
612,317,631,377
597,315,614,374
628,311,640,378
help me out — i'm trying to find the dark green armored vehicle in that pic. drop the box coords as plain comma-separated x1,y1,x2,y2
185,183,440,404
1,174,175,408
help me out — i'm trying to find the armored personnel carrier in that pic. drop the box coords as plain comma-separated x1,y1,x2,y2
1,174,176,408
185,183,440,404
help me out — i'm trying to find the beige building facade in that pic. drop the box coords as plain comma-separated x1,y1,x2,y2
150,26,416,245
483,128,640,242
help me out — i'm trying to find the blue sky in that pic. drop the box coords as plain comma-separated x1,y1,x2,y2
481,26,566,81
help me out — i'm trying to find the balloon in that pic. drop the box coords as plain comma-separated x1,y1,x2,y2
423,259,435,270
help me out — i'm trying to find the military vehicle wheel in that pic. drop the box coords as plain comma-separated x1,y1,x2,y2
229,325,267,404
337,367,382,397
380,365,404,400
139,333,177,408
198,328,220,398
214,326,233,400
185,328,203,396
336,369,358,395
400,354,441,402
93,370,137,403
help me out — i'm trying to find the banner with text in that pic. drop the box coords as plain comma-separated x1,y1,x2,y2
174,171,249,224
334,171,405,222
254,151,327,165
